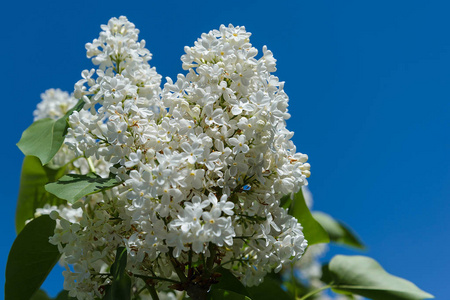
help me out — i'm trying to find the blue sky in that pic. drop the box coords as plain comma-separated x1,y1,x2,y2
2,0,449,298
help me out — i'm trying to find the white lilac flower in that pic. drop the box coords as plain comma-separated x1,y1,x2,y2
45,17,311,298
228,135,250,154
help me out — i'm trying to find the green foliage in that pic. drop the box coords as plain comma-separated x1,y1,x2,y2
209,270,292,300
286,190,329,245
209,290,250,300
53,291,77,300
30,290,51,300
312,212,364,249
283,276,309,299
15,156,66,233
104,247,132,300
5,215,61,300
280,194,291,209
17,99,84,165
210,267,252,299
31,290,76,300
110,247,129,281
322,255,434,300
247,276,292,300
45,173,120,204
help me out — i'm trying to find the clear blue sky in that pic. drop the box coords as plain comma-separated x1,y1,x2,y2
2,0,449,298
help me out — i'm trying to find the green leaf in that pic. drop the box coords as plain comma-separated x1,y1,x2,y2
16,156,66,233
104,247,131,300
17,99,84,165
209,290,251,300
45,173,119,204
30,290,51,300
312,212,364,249
246,276,292,300
54,290,77,300
280,194,291,209
210,267,252,299
5,215,61,300
324,255,434,300
288,189,329,245
103,274,132,300
111,247,128,281
320,263,333,285
30,289,77,300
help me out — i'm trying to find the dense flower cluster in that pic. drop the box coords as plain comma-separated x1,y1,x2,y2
44,16,311,299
